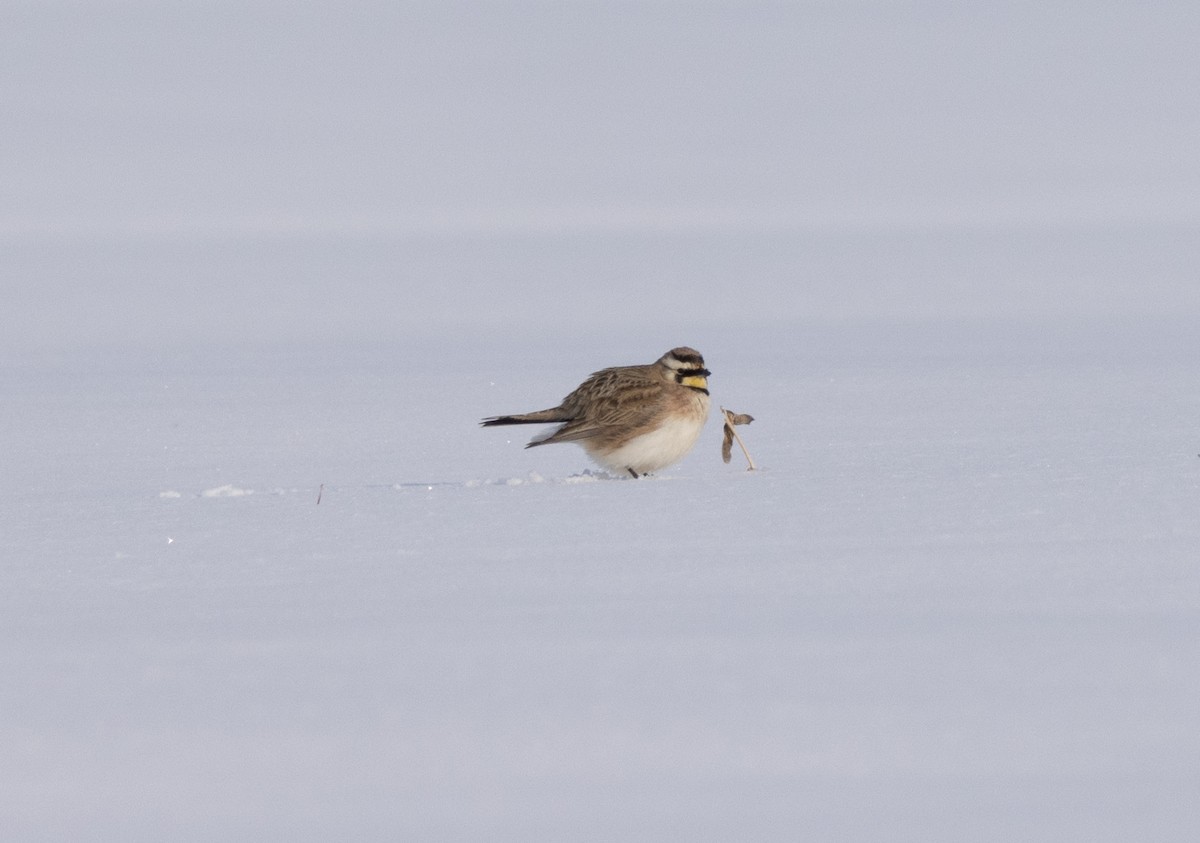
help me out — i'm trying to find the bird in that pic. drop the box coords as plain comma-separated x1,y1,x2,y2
481,347,711,478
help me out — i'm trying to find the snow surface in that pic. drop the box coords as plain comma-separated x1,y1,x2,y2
6,326,1199,840
4,1,1200,840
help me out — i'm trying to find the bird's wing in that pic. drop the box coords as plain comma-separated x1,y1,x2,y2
531,367,663,445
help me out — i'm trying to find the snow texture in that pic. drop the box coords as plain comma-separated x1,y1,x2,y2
3,1,1200,840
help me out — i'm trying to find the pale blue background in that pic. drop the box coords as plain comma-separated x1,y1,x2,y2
3,1,1198,352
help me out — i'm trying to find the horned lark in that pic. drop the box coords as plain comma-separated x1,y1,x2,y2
482,347,711,477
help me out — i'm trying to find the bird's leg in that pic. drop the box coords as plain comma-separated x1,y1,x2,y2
627,468,640,479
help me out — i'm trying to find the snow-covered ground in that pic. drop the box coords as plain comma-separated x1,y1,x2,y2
6,320,1199,840
4,1,1200,840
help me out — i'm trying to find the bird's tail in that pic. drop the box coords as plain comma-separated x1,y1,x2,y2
480,409,568,427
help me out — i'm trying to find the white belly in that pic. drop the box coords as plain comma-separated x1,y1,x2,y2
585,413,707,475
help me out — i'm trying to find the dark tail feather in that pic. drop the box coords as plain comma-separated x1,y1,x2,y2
480,415,543,427
481,409,567,427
